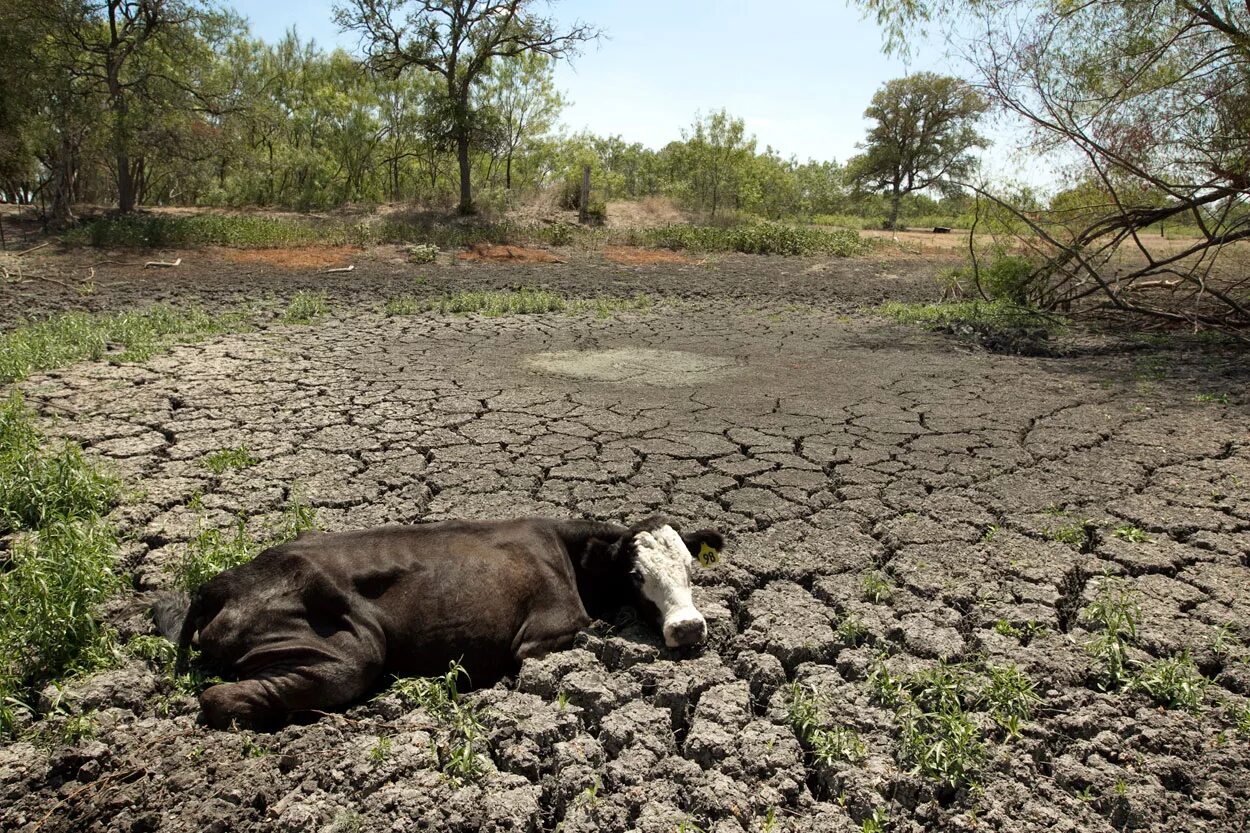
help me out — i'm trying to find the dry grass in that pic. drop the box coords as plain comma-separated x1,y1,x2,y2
457,244,564,263
601,246,700,266
217,246,361,269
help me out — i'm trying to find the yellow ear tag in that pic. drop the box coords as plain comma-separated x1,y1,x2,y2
697,542,720,567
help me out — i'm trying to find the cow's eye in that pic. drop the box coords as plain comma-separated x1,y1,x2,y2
629,568,644,584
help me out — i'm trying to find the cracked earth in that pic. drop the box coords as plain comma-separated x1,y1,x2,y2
1,250,1248,832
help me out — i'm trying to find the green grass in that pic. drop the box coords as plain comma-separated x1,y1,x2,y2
787,682,868,767
865,657,1041,790
386,289,654,318
874,299,1060,332
0,396,122,732
1082,579,1140,691
282,291,329,324
1134,652,1209,713
385,661,486,780
177,494,318,592
0,305,251,384
0,397,119,533
860,571,893,604
199,446,259,474
647,222,868,256
1111,524,1151,543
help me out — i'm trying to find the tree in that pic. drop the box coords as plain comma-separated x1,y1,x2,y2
335,0,597,214
846,72,987,230
478,52,564,190
853,0,1250,332
675,110,756,217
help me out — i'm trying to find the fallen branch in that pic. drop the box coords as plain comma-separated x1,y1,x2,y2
15,241,49,257
144,257,182,269
323,264,355,274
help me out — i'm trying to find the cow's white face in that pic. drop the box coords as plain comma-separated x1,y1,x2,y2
632,525,708,648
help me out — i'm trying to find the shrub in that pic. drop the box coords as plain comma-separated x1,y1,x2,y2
648,222,867,256
282,291,329,324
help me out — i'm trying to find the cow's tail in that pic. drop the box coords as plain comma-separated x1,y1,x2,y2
152,590,199,675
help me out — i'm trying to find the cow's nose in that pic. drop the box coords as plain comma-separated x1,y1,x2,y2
664,615,708,648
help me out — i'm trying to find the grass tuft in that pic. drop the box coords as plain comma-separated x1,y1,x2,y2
282,291,329,324
1135,652,1209,713
0,306,250,384
177,493,318,592
199,446,259,475
648,222,868,256
787,682,867,767
1082,579,1140,691
874,299,1060,333
386,661,486,779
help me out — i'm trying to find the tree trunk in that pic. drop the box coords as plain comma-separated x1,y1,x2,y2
505,153,512,190
456,132,473,214
117,151,136,213
48,130,78,229
887,186,902,231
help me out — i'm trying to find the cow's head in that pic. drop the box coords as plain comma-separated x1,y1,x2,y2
581,516,724,648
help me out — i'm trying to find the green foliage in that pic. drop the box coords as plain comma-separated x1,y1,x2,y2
648,222,867,256
0,397,123,733
67,215,327,248
874,300,1059,333
406,243,439,263
838,612,869,646
368,735,393,764
846,73,988,230
866,658,1040,788
1081,579,1140,691
941,249,1044,306
0,397,119,532
282,292,329,324
862,808,890,833
199,446,259,475
1112,524,1151,543
1134,652,1209,713
177,494,319,592
860,571,893,604
385,662,486,780
982,665,1040,737
787,682,867,765
0,306,250,383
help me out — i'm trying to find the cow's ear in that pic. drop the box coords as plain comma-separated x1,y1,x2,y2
682,529,724,567
580,536,626,573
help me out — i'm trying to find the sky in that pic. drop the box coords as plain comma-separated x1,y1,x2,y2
238,0,1045,186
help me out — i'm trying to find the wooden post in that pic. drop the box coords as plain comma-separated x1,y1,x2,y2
578,164,591,225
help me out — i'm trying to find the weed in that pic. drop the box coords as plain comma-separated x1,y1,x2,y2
1135,652,1209,713
556,690,570,711
896,702,984,787
874,300,1060,333
406,243,439,263
838,612,869,646
1229,703,1250,736
1193,392,1230,405
0,395,119,532
368,736,393,764
1044,520,1090,549
862,807,890,833
1210,625,1247,663
0,306,250,383
329,810,364,833
861,571,893,604
387,289,654,318
126,634,178,669
981,523,1000,542
981,665,1040,737
1082,579,1140,691
199,446,259,475
282,291,329,324
241,737,268,758
177,494,318,592
0,403,121,732
866,657,908,710
649,222,868,256
386,661,486,780
994,619,1021,639
1111,524,1151,543
60,711,99,744
787,682,867,765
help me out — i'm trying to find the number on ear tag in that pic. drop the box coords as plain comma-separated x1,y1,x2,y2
697,542,720,567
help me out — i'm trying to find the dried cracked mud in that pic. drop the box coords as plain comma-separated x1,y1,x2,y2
2,250,1249,833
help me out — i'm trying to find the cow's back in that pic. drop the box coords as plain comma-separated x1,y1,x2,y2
194,519,587,684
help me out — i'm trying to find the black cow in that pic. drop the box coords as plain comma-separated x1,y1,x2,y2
155,516,723,729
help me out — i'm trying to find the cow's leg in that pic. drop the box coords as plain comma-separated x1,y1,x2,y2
200,654,379,730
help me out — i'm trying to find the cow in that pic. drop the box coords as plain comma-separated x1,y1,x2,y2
154,515,724,730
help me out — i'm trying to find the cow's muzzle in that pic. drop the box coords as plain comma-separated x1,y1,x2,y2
663,609,708,648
